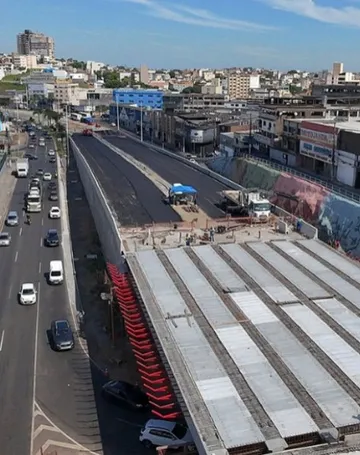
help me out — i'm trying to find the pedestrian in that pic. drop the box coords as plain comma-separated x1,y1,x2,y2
209,227,215,243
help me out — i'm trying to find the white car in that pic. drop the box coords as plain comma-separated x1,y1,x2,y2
0,232,11,246
189,158,197,164
29,144,35,149
49,207,61,219
139,419,193,449
48,149,55,156
19,283,37,305
43,172,52,181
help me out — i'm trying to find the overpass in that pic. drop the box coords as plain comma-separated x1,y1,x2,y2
70,132,360,455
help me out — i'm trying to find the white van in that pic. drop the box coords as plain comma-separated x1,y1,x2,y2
49,260,64,285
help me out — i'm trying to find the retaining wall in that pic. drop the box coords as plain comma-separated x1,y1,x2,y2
209,156,360,256
70,138,124,269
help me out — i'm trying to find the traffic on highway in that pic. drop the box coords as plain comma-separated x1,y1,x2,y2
0,127,101,455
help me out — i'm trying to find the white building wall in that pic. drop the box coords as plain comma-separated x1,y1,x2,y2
336,150,358,187
249,75,260,89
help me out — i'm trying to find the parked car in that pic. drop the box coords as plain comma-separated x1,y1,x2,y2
139,420,193,449
50,320,75,351
102,381,149,410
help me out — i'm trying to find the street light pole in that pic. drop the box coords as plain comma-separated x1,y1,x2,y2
65,104,70,167
116,99,120,131
140,103,143,142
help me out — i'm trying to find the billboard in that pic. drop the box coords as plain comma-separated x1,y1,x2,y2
300,121,336,147
299,140,335,163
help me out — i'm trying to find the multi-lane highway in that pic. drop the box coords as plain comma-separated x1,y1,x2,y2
103,133,228,218
0,135,101,455
72,134,182,226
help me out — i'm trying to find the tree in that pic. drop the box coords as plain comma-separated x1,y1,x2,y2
182,85,202,94
169,70,175,78
289,85,302,95
71,60,86,70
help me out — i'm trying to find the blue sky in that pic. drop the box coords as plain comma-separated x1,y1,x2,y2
2,0,360,70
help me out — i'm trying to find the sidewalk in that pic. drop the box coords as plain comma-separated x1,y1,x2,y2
0,159,17,229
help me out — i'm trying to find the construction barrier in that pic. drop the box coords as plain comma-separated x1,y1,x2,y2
106,263,181,420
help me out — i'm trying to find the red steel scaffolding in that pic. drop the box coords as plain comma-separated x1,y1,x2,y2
107,263,181,420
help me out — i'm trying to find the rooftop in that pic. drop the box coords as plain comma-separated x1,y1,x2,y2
128,239,360,455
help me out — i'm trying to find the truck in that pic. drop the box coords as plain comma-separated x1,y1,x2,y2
16,158,29,178
219,189,272,218
26,179,42,212
168,183,197,205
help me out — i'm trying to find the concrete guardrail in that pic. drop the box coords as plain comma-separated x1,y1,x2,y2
70,138,125,268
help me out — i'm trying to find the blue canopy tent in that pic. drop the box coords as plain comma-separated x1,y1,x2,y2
168,184,197,205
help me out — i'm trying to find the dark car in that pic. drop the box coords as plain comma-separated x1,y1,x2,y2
102,380,149,410
36,168,44,176
49,157,56,163
45,229,60,247
49,191,58,201
50,320,75,351
48,182,57,190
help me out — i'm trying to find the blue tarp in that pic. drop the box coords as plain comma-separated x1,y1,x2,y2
169,185,197,195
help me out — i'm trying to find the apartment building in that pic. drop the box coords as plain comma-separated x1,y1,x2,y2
54,80,85,106
227,73,260,99
12,53,37,69
17,30,54,58
201,78,223,95
86,61,104,75
163,93,226,112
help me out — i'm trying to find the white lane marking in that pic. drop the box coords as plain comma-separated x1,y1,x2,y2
39,237,42,247
38,262,41,274
0,330,4,351
30,281,41,455
19,227,22,236
34,402,101,455
7,284,12,299
14,251,18,262
41,218,44,226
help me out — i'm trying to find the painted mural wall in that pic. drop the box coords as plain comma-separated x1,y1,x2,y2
209,156,360,257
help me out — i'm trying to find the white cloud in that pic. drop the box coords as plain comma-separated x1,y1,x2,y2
121,0,278,31
263,0,360,27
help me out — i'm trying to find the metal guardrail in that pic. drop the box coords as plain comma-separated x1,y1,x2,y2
228,153,360,203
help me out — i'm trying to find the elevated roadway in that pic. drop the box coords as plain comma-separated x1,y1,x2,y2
0,136,101,455
72,134,181,227
82,132,227,218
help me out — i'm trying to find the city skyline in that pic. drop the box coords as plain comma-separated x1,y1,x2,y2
2,0,360,69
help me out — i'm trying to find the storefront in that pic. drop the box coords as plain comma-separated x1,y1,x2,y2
299,122,337,177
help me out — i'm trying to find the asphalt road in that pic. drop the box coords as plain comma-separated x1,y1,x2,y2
0,164,38,455
103,134,227,218
0,134,102,454
72,134,181,227
66,144,153,455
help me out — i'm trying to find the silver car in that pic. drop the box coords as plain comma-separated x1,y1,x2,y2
0,232,11,246
6,211,19,226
